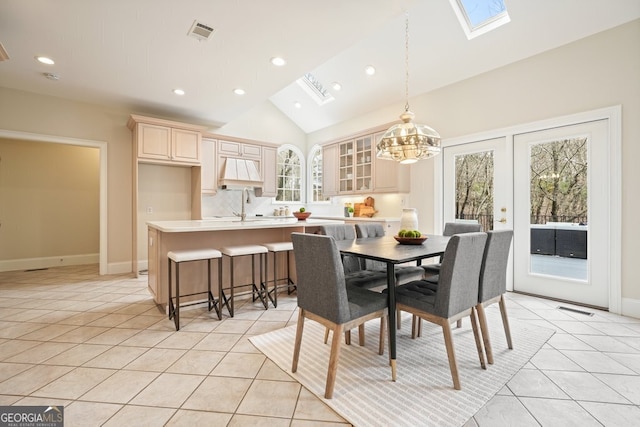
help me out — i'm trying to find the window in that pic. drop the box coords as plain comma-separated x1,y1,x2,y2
276,145,304,202
308,145,329,203
449,0,510,40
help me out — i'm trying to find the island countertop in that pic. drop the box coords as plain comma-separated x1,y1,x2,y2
147,217,344,233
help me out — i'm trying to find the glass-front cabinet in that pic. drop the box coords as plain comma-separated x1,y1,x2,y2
355,135,373,191
338,140,354,193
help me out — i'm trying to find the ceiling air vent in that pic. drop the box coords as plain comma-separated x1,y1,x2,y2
0,42,9,62
188,20,215,41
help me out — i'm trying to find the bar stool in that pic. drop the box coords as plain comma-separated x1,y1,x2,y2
167,248,222,331
261,241,296,308
220,245,268,317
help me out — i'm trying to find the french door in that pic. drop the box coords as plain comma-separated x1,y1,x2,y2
442,116,615,309
513,120,609,308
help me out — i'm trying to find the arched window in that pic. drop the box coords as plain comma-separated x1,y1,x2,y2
276,145,304,202
308,145,329,203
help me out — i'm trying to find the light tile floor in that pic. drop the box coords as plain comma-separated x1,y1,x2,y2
0,265,639,426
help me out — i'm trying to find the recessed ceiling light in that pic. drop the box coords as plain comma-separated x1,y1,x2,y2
270,57,286,67
36,56,55,65
331,82,342,91
365,65,376,76
234,88,245,95
294,101,302,109
173,88,185,95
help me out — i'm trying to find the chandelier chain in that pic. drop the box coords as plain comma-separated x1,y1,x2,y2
405,12,410,112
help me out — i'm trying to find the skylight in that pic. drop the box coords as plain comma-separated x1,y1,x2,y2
296,73,335,106
449,0,510,40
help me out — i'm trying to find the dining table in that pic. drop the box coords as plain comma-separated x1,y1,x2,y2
335,234,451,381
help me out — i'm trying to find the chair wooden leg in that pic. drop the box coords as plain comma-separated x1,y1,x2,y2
324,328,330,344
456,319,462,328
378,316,386,355
358,324,365,346
499,294,513,349
397,309,402,330
441,320,461,390
292,310,305,373
325,324,343,399
476,303,493,365
411,314,418,339
470,307,487,370
345,330,351,345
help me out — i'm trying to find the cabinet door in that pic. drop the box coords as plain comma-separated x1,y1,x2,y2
242,143,262,160
355,135,373,192
171,128,201,164
373,131,410,193
338,141,354,193
219,140,241,156
257,146,277,197
138,123,171,160
201,138,217,194
322,144,338,196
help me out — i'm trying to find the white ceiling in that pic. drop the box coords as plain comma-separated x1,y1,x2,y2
1,0,639,134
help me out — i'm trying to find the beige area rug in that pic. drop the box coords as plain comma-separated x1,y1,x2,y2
250,311,554,427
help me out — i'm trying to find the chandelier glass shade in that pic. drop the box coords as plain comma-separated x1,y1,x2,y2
377,13,441,164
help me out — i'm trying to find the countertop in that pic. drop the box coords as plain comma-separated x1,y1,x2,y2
314,216,400,222
147,217,344,233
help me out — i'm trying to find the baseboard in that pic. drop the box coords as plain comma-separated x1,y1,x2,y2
106,261,134,275
622,298,640,320
0,254,99,273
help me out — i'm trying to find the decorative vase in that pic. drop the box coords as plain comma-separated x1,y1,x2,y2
400,208,418,230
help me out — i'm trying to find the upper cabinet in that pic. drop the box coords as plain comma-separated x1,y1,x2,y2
256,146,277,198
200,138,217,194
322,129,410,195
218,140,262,160
128,115,206,166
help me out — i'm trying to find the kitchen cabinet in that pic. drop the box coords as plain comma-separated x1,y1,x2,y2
322,144,338,196
135,122,201,165
322,130,408,195
218,140,262,160
200,138,217,194
372,131,410,193
256,146,277,197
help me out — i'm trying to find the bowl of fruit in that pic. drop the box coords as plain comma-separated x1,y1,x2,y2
394,229,428,245
293,207,311,221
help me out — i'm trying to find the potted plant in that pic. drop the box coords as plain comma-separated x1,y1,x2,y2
347,207,354,217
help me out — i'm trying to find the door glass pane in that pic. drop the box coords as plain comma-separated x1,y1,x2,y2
454,150,494,231
529,138,588,280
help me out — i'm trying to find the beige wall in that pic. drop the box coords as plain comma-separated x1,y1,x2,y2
0,138,99,263
308,20,640,302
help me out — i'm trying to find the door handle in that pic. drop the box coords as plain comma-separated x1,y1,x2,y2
495,218,507,224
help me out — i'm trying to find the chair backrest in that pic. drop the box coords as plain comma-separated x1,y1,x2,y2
478,230,513,303
355,223,385,238
443,222,482,236
291,233,351,324
319,224,362,273
435,232,487,318
354,223,387,270
319,224,356,241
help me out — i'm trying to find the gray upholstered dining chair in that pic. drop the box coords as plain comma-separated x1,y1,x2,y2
290,232,389,399
476,230,514,364
395,232,488,390
422,221,483,277
319,224,387,345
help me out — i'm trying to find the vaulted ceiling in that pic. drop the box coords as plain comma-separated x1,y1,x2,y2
1,0,638,133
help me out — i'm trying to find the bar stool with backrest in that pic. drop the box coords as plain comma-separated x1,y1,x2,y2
261,241,296,308
219,244,268,317
167,248,223,331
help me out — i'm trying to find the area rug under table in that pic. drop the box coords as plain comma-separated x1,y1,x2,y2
250,311,554,427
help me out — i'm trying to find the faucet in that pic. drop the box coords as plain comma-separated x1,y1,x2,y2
233,187,251,221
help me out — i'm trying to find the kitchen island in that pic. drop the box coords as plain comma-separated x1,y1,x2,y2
146,217,343,308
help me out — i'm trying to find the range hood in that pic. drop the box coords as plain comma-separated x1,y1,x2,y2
219,157,263,189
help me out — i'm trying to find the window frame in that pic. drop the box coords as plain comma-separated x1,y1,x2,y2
307,144,330,204
275,144,305,204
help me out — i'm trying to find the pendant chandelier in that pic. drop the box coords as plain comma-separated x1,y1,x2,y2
377,13,441,165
